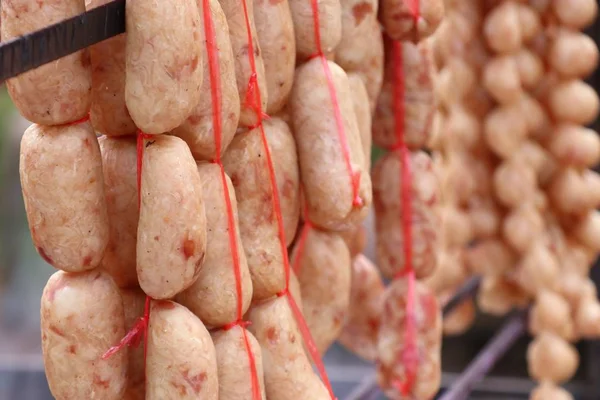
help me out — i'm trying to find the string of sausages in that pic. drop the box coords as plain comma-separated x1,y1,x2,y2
204,0,261,396
240,0,336,398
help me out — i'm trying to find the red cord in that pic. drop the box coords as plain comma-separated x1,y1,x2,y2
102,131,152,381
309,0,362,207
239,1,336,397
389,39,418,396
406,0,420,25
63,114,90,126
204,0,261,397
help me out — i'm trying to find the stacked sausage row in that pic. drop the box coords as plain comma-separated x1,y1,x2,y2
365,0,446,397
426,0,486,336
0,0,428,397
431,0,600,397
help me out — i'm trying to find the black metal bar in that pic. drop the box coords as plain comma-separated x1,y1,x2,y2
0,0,125,83
437,311,527,400
344,277,482,400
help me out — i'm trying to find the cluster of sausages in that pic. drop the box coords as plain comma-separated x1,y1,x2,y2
364,0,446,398
430,0,600,397
0,0,429,397
425,0,486,336
6,0,600,397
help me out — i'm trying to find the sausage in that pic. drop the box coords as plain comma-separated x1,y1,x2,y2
1,0,91,125
483,1,522,54
288,269,304,313
211,326,266,399
219,0,268,127
482,56,522,105
574,297,600,338
373,39,436,151
98,136,139,288
372,150,440,279
529,290,575,341
468,197,502,239
502,204,544,253
340,225,368,259
516,4,541,43
484,104,528,159
436,59,477,110
338,254,385,362
288,0,342,60
146,301,218,400
348,73,373,171
41,270,127,399
547,80,600,126
437,152,482,206
464,238,516,277
551,0,597,29
86,0,136,135
440,206,473,248
531,382,574,400
442,296,475,336
222,118,300,299
548,169,600,215
291,58,371,231
559,273,597,308
253,0,296,114
336,0,384,111
125,0,203,134
440,106,482,152
527,332,579,384
20,122,109,272
377,279,442,400
477,275,529,316
514,49,544,90
172,0,240,161
513,140,556,185
548,29,598,79
572,210,600,252
379,0,444,42
292,228,351,354
493,159,537,208
137,136,207,299
514,94,550,142
176,163,252,327
424,249,468,294
516,240,560,296
247,296,331,400
120,288,146,400
547,124,600,168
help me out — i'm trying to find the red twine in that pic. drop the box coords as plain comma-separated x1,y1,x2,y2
204,0,261,397
102,131,152,380
62,114,91,127
309,0,362,208
389,39,418,396
239,0,336,398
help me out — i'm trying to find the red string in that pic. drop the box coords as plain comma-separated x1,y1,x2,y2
406,0,420,25
102,131,153,380
286,292,337,400
239,1,335,397
203,1,261,398
389,39,418,396
309,0,362,207
63,114,90,127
